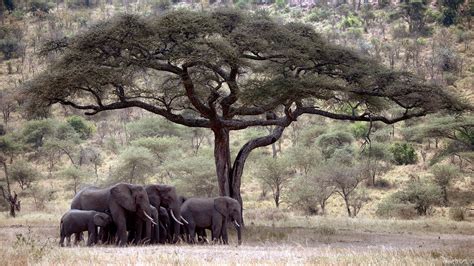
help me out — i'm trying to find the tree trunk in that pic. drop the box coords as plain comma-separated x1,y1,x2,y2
274,185,280,208
213,127,232,197
343,196,352,217
229,126,286,224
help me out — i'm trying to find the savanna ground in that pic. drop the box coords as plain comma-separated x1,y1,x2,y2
1,210,473,265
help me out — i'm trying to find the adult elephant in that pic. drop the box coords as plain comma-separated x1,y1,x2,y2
71,183,156,246
145,184,187,243
181,196,242,245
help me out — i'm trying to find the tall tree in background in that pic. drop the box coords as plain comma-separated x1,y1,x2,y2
26,10,467,216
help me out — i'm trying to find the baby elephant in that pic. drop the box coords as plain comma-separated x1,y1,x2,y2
60,209,112,247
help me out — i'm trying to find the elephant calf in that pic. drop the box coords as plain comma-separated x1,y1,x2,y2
59,209,112,247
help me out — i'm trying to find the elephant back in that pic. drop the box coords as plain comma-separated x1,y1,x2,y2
70,186,109,211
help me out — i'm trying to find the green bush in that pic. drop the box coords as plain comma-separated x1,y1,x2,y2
275,0,286,9
29,0,56,13
393,180,442,215
449,207,465,221
307,9,331,22
376,199,417,219
0,25,23,60
151,0,171,11
66,115,94,140
10,160,39,190
390,142,417,165
236,0,250,9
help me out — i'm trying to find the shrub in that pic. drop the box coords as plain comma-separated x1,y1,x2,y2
29,0,56,13
449,207,465,221
276,0,286,9
0,25,23,60
431,164,460,205
10,160,39,190
390,142,417,165
151,0,171,11
393,180,442,215
66,115,94,140
373,178,392,189
236,0,250,9
376,198,417,219
307,8,331,22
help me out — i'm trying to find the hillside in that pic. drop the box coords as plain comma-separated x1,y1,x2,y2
0,0,473,264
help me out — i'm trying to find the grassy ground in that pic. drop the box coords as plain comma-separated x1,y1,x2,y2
1,211,473,265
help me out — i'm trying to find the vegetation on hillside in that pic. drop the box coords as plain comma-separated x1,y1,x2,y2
0,0,472,225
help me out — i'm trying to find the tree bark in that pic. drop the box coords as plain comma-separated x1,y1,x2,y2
229,126,285,223
213,127,231,197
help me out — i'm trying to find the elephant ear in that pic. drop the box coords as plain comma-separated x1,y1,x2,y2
214,197,229,217
94,214,109,227
111,183,136,212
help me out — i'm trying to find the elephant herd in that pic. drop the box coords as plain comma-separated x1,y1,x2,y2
59,183,242,247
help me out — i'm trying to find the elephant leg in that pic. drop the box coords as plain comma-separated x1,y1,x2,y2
221,223,228,245
87,224,97,246
113,212,128,246
188,223,196,244
59,235,65,247
74,232,82,245
211,223,222,244
66,235,71,246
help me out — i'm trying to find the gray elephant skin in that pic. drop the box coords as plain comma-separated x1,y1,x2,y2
60,209,112,246
145,184,187,243
71,183,156,246
181,196,242,245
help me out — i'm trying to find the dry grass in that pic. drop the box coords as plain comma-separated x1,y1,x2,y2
0,217,473,265
1,241,472,265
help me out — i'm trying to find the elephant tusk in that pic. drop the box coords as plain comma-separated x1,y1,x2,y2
170,209,184,225
234,221,240,228
180,216,189,225
144,211,157,226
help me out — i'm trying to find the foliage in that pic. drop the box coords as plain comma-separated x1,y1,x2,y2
390,179,442,215
130,136,182,162
10,160,39,190
23,185,56,210
430,164,459,205
25,9,468,209
126,117,184,141
389,142,417,165
289,170,335,215
0,25,23,60
112,146,154,184
440,0,464,26
316,131,354,159
29,0,55,13
286,144,322,175
166,152,218,197
151,0,171,11
236,0,250,9
275,0,285,9
255,155,294,208
403,115,473,164
448,207,465,221
21,119,55,149
398,0,429,35
350,122,369,140
361,142,392,185
339,13,363,29
60,166,87,194
66,116,94,140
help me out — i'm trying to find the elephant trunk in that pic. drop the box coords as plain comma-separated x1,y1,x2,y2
235,221,242,245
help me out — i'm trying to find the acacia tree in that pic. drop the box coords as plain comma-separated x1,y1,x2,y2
26,10,466,214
